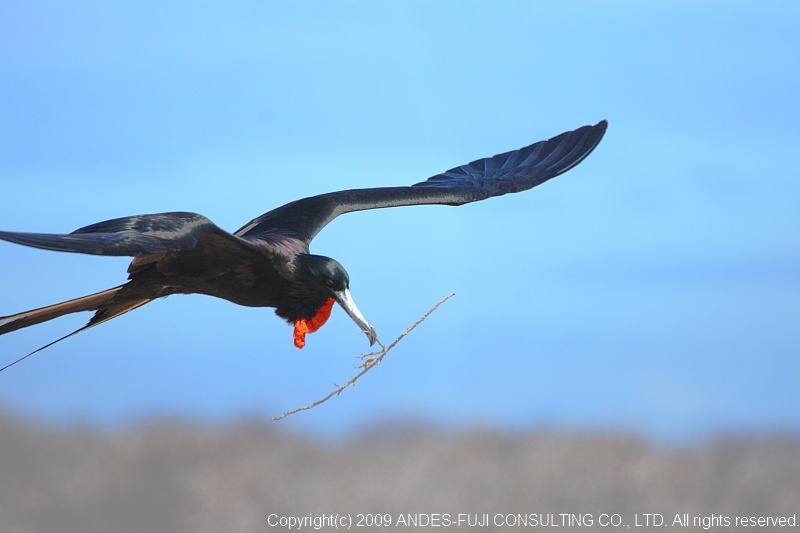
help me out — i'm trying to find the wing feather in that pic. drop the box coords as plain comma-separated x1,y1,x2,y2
0,212,254,257
2,122,607,255
236,120,607,242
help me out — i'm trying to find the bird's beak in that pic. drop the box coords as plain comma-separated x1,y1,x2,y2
334,288,378,346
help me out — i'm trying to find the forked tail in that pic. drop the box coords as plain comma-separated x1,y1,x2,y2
1,286,151,372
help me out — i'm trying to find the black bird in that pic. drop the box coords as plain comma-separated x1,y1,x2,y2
0,121,607,366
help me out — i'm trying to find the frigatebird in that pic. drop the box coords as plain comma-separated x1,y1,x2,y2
0,121,607,368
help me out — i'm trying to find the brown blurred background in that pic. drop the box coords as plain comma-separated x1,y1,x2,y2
1,412,798,533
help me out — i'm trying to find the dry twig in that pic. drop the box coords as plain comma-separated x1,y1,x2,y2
273,293,455,420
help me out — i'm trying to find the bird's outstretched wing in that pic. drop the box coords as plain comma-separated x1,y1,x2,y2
236,120,607,243
0,212,255,257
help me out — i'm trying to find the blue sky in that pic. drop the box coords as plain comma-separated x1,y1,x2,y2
1,2,798,443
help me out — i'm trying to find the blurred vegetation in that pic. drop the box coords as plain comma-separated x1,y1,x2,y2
1,411,798,533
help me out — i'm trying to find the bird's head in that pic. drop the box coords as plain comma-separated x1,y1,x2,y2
288,254,378,348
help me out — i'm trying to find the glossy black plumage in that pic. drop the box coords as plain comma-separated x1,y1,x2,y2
0,120,607,360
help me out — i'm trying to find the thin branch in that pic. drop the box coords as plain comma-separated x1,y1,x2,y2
272,293,455,421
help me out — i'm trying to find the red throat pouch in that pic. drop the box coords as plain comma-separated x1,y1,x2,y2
293,298,335,349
